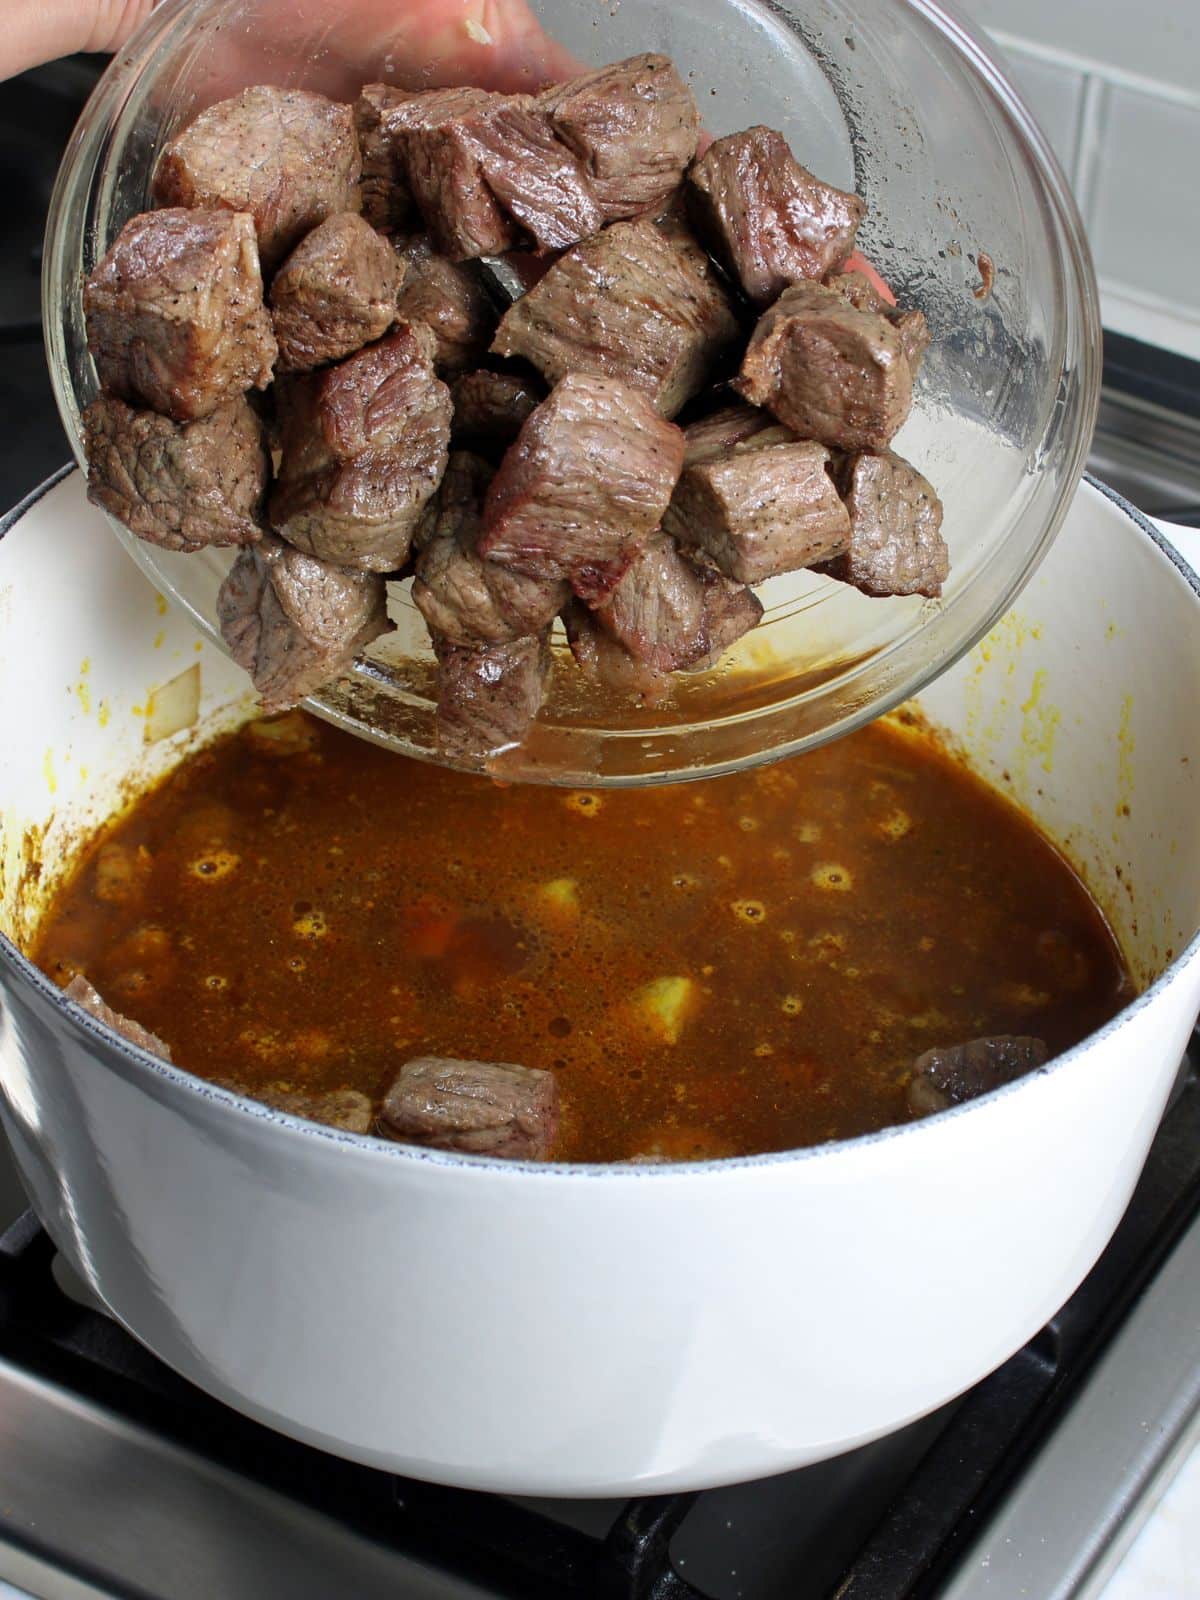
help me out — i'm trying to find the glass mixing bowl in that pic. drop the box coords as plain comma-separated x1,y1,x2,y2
43,0,1100,785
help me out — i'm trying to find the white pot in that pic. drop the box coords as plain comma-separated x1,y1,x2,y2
1,470,1198,1496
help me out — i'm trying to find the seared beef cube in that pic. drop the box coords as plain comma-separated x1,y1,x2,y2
736,279,914,451
382,87,518,260
682,401,778,467
153,87,361,272
592,533,763,671
821,450,947,597
450,370,542,447
828,270,931,374
269,213,401,373
433,632,552,761
540,54,700,221
83,394,267,553
666,437,849,585
491,219,740,419
563,602,671,704
64,975,172,1061
413,452,568,646
225,1080,374,1133
394,235,498,374
84,208,276,422
270,322,452,571
907,1036,1048,1118
467,99,604,251
381,1055,558,1159
356,84,415,232
688,128,864,304
479,373,685,604
218,532,390,711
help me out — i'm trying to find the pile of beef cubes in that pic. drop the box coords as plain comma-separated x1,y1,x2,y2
81,55,948,764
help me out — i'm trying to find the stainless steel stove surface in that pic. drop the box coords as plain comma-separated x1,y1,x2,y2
4,52,1200,1600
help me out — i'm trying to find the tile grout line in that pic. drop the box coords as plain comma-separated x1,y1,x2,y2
988,27,1200,114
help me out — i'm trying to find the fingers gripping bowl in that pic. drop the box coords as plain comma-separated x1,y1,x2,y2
44,0,1100,783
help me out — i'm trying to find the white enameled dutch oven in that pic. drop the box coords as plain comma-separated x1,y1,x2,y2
1,469,1199,1496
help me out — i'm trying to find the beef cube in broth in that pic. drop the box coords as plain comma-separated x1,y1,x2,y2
218,532,390,711
479,373,685,604
491,219,741,420
563,602,671,704
828,271,931,375
681,401,780,467
64,975,172,1061
83,394,268,553
821,450,948,598
216,1078,375,1134
667,437,850,586
270,213,402,373
907,1036,1049,1118
84,209,276,422
433,632,552,761
688,127,865,304
591,532,763,672
380,1055,559,1159
153,87,361,272
270,322,452,571
356,84,416,232
394,236,498,374
413,452,569,646
450,370,542,449
540,54,701,221
736,279,914,451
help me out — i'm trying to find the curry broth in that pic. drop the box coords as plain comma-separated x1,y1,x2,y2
33,712,1131,1161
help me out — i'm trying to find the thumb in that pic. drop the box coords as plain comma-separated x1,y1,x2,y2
1,0,156,81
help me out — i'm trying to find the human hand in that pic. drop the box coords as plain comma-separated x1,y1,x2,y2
2,0,156,81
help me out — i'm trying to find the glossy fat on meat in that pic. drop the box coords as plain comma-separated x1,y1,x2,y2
433,631,552,761
84,208,276,422
907,1036,1049,1118
413,452,568,646
269,212,402,373
821,449,948,598
478,373,685,605
153,87,361,272
491,218,741,419
64,975,173,1061
828,270,931,375
736,278,914,451
380,1055,559,1159
393,235,498,374
666,437,850,586
83,394,268,553
688,127,864,303
540,53,700,221
450,370,542,448
355,84,416,232
217,532,390,712
269,322,451,571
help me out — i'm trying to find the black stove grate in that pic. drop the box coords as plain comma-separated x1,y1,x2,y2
2,1053,1200,1600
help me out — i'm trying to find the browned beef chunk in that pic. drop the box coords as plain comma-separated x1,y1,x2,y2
413,452,568,645
821,450,948,598
590,533,763,671
736,279,914,451
380,1055,558,1159
270,322,451,570
540,54,700,221
269,213,401,373
450,369,542,447
433,632,552,761
681,400,778,467
153,87,361,272
218,532,390,711
492,219,740,419
907,1036,1049,1118
479,373,685,604
688,128,864,304
380,87,518,260
466,99,604,251
83,394,267,553
215,1078,374,1133
84,209,276,422
64,975,172,1061
828,271,931,374
355,84,415,232
394,235,498,374
563,602,671,704
666,437,849,585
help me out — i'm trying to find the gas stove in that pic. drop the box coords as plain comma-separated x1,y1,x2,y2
4,53,1200,1600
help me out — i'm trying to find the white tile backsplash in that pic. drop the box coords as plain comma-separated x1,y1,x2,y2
994,44,1086,175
